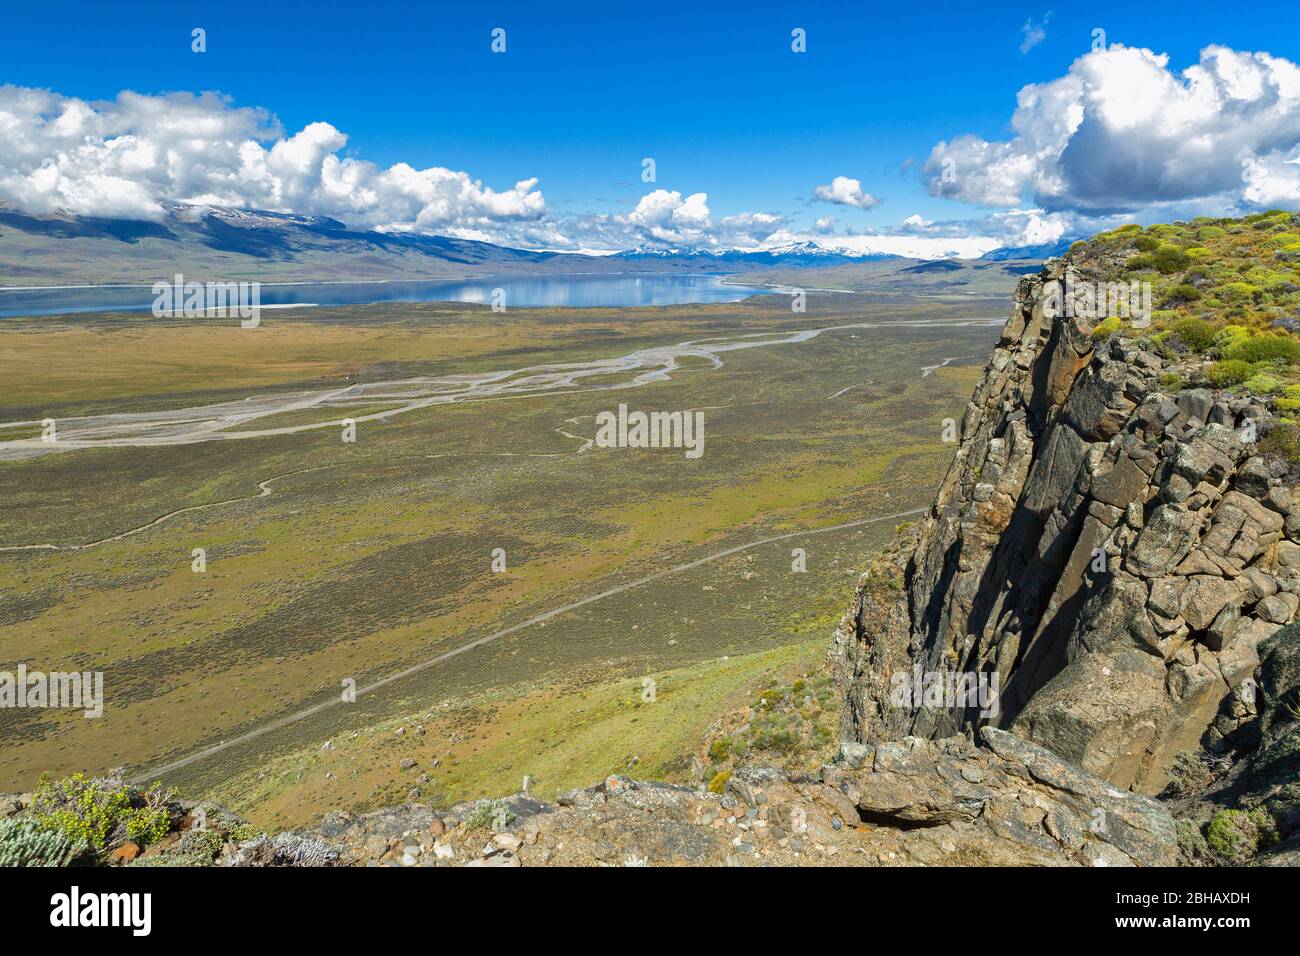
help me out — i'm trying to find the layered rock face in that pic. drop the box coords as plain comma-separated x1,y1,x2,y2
834,259,1300,794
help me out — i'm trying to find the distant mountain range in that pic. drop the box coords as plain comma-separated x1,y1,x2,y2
978,238,1078,261
0,202,1059,287
613,240,902,268
0,202,610,286
614,237,1082,266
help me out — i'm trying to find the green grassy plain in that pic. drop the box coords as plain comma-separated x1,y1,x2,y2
0,291,1002,818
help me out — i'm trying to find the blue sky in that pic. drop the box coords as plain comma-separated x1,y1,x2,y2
2,0,1300,255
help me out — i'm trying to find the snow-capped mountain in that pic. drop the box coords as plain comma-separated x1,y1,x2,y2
0,200,1058,288
613,239,899,266
614,232,1026,263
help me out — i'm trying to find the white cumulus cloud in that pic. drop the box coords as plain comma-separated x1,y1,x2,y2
812,175,881,209
0,83,1111,259
924,44,1300,214
0,86,546,235
554,191,785,252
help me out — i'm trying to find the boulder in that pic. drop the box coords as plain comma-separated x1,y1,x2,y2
1129,505,1202,577
1178,576,1240,631
1063,359,1134,440
1258,592,1299,625
1235,456,1273,499
1010,647,1168,790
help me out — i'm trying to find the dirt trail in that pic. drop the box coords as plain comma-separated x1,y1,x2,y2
128,506,925,784
0,467,333,554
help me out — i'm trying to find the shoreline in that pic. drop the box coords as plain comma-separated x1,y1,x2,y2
0,274,780,320
0,269,753,293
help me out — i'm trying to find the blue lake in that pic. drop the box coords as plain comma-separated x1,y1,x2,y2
0,274,777,318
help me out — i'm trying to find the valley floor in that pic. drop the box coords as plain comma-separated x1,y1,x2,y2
0,291,1004,821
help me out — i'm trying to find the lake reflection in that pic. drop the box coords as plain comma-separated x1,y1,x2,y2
0,274,776,318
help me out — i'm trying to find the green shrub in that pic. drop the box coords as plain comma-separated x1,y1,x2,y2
1133,236,1160,252
1176,818,1214,864
220,821,258,842
0,818,87,867
1170,317,1217,352
163,829,224,866
1091,316,1121,341
1243,373,1282,395
1206,360,1253,387
461,799,515,831
708,738,732,762
1161,284,1202,307
1152,244,1192,273
1215,281,1263,304
1157,372,1184,393
1223,334,1300,364
1206,808,1278,864
1214,324,1252,353
749,716,802,754
755,687,783,709
1276,384,1300,414
1244,266,1286,288
707,770,731,794
1127,252,1156,271
30,774,174,853
1260,421,1300,461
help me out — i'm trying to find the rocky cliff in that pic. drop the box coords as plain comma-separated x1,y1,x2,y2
832,255,1300,797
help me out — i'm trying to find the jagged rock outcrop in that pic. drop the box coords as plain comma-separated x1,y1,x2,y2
207,730,1180,867
833,258,1300,795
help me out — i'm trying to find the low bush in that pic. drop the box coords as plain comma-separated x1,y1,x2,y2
1275,384,1300,415
1263,417,1300,452
1161,284,1202,307
1206,808,1278,864
1206,359,1253,387
1215,281,1263,304
1223,334,1300,365
30,774,174,853
1243,373,1282,395
461,799,516,831
1157,372,1184,393
1152,244,1191,273
1170,316,1217,352
1214,325,1252,354
0,818,87,867
755,687,783,709
1091,316,1121,341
